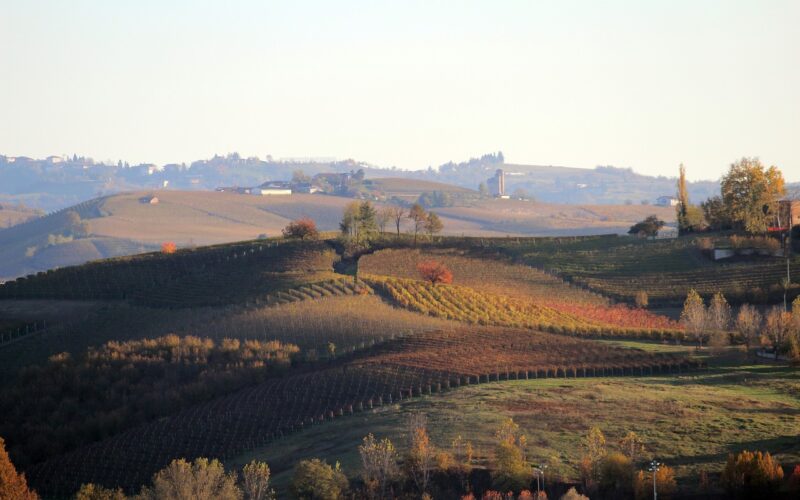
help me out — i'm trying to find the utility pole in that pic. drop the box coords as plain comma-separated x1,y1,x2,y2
649,460,661,500
538,464,548,493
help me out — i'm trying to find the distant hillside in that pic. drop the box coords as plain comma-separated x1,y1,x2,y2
0,202,41,229
388,153,721,205
1,152,729,211
362,177,473,203
0,189,676,280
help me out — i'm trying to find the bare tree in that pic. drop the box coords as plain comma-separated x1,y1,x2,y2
377,207,392,234
708,292,731,332
764,306,791,359
708,292,732,352
385,206,406,237
681,289,708,349
407,204,427,245
735,304,762,357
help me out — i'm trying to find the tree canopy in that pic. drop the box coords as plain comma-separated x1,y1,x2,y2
721,157,785,234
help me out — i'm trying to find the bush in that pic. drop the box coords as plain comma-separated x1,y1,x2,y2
290,459,349,500
282,218,319,240
559,488,588,500
598,452,633,498
75,484,126,500
137,457,240,500
720,450,784,498
633,466,676,500
634,291,649,309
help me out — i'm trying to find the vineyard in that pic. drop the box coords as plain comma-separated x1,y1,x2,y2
0,238,338,307
1,335,300,469
23,327,698,496
365,275,683,340
0,287,449,378
359,247,608,305
486,235,800,305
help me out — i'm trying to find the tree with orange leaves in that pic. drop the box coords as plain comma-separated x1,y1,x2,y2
417,260,453,285
0,436,38,500
282,217,319,240
161,242,177,254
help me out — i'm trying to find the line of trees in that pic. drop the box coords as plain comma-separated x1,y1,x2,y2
340,202,444,248
677,158,788,235
5,419,800,499
681,291,800,361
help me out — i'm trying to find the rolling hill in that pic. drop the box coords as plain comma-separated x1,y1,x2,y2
2,233,795,497
0,189,676,281
0,202,41,229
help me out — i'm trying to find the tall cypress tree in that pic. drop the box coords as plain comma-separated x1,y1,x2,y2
677,164,690,234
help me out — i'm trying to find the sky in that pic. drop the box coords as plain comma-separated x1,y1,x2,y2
1,0,798,182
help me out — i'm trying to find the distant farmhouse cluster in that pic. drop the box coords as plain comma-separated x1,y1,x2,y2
216,171,358,197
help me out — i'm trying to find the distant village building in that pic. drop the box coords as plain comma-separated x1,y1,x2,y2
293,182,320,194
46,155,63,164
252,181,292,196
656,195,679,207
487,169,505,197
140,195,159,204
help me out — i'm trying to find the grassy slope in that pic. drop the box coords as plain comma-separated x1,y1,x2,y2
232,346,800,496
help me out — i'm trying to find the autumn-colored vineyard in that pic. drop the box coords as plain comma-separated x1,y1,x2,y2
25,327,698,495
364,275,684,340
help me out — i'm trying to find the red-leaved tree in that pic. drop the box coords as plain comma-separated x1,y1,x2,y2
282,217,319,240
417,260,453,285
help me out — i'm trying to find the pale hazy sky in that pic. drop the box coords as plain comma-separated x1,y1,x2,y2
1,0,798,181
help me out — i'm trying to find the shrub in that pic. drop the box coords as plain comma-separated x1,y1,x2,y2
598,452,633,498
633,466,677,500
789,464,800,494
161,241,177,254
75,483,125,500
290,459,348,500
559,488,588,500
137,457,240,500
634,291,649,309
161,241,178,254
282,217,319,240
720,450,784,498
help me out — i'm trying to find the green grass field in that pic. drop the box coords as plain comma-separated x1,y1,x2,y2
231,346,800,497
